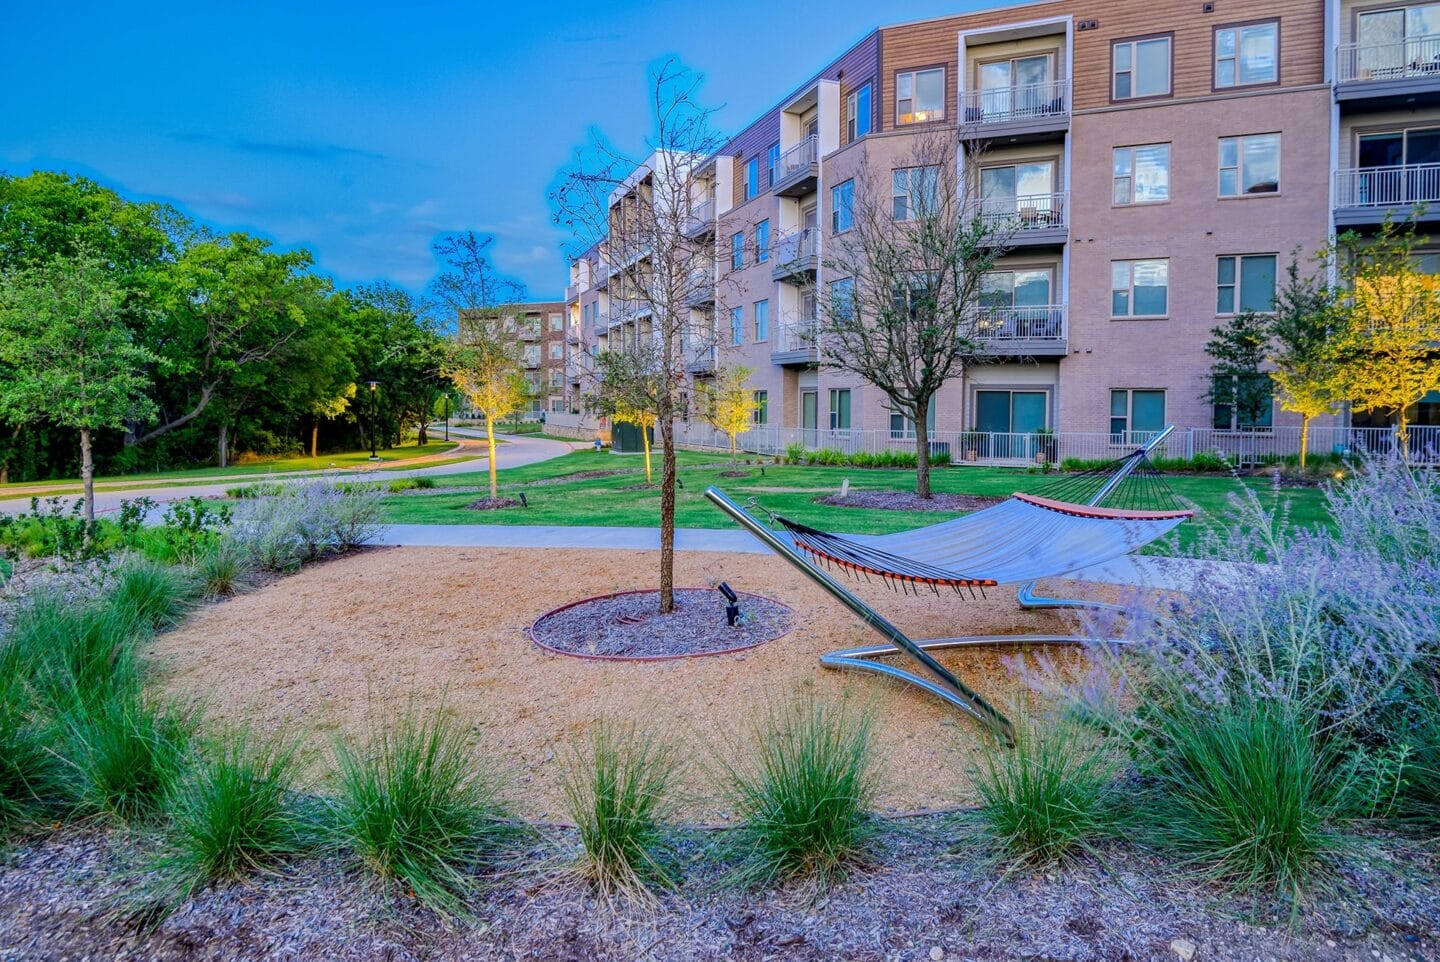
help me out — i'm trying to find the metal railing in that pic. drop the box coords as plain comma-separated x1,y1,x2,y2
773,228,820,270
974,304,1066,342
775,318,819,354
772,135,818,187
961,79,1070,124
685,197,714,234
1334,164,1440,207
1337,33,1440,83
976,191,1067,231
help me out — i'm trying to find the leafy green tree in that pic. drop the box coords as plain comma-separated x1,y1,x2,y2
347,283,447,450
443,318,529,499
1204,310,1274,431
0,250,157,536
1268,255,1342,468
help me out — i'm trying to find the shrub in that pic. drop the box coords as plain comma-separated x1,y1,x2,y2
331,709,515,915
784,442,807,465
110,556,199,631
724,692,879,888
155,727,313,900
230,479,385,572
562,720,680,900
806,448,847,467
192,539,254,599
966,711,1121,865
412,475,436,489
58,687,194,823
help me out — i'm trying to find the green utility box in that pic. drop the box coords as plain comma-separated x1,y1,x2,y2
611,421,654,454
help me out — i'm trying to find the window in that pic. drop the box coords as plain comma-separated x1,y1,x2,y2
975,391,1047,434
754,299,770,341
729,306,743,345
753,390,769,425
846,83,872,141
1110,389,1167,439
896,67,945,124
829,277,855,321
1215,21,1278,88
1212,375,1274,430
549,314,564,331
828,389,852,430
1111,260,1169,317
730,232,744,271
890,396,936,437
892,165,939,221
767,143,781,187
744,157,759,201
1219,134,1280,195
1113,144,1171,204
832,180,854,233
755,220,770,263
975,54,1055,120
548,343,563,360
1112,36,1172,100
1216,255,1278,314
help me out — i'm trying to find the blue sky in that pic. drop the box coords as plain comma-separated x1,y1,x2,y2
2,0,1006,300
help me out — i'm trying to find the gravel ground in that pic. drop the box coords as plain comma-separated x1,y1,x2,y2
1,821,1435,961
529,587,792,658
818,491,1006,513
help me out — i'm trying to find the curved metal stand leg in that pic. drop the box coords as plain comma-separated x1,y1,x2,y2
1016,579,1127,614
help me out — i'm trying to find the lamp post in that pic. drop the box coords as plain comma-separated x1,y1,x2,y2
443,394,450,442
366,380,381,461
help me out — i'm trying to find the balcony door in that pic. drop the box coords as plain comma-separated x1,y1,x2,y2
974,389,1048,458
977,54,1053,119
980,161,1057,226
1357,126,1440,204
1357,4,1440,77
980,269,1055,338
800,390,818,447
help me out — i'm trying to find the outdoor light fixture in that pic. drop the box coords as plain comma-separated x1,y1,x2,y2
717,581,741,627
519,492,529,508
677,477,683,489
364,380,381,461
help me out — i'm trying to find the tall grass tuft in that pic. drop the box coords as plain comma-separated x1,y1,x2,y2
0,669,65,833
109,555,199,631
155,727,313,900
562,719,680,900
723,691,879,888
59,687,194,823
6,593,142,711
966,710,1121,865
191,539,254,599
331,709,514,915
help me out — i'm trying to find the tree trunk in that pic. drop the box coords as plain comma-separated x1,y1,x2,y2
217,423,229,469
914,404,932,499
1397,412,1411,463
730,434,738,466
642,425,653,484
79,427,95,544
485,414,498,500
311,421,319,459
1299,414,1310,470
418,422,429,446
658,411,676,614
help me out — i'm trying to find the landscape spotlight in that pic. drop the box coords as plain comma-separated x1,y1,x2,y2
717,581,740,627
519,492,529,508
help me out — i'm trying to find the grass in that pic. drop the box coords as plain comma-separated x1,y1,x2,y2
375,449,1334,555
330,708,515,915
722,692,880,888
5,595,144,711
562,720,680,901
58,686,195,823
110,556,200,631
0,669,64,833
192,540,254,599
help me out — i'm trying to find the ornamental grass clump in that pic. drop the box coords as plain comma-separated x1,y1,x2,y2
562,719,680,901
0,668,65,833
58,686,194,824
331,709,515,916
6,593,143,712
110,555,200,631
724,691,879,889
191,539,254,599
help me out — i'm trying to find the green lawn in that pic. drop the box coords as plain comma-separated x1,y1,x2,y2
379,449,1333,555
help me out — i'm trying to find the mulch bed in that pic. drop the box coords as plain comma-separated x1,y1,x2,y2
529,587,792,659
817,491,1005,513
619,482,659,491
465,497,521,511
719,470,751,477
522,469,633,486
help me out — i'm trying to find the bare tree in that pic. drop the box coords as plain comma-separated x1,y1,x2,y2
429,231,527,325
815,131,1014,498
552,59,725,613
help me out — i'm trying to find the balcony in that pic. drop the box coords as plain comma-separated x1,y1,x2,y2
522,352,541,370
684,267,716,307
684,197,715,239
594,264,611,290
771,136,819,197
1336,35,1440,110
519,325,541,341
771,228,820,281
973,304,1067,357
1334,164,1440,227
687,345,718,376
974,191,1067,247
960,80,1070,143
771,317,819,366
565,282,580,302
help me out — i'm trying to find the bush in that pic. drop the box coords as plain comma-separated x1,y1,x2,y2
110,556,199,631
784,442,807,465
723,692,879,888
58,687,194,823
412,475,436,489
966,711,1121,865
230,479,385,572
331,709,515,915
155,727,314,901
562,720,679,900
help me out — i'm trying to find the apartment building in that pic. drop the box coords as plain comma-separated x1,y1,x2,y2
562,0,1440,453
458,301,571,414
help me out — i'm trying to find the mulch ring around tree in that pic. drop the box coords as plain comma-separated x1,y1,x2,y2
816,490,1005,512
528,587,793,660
464,497,522,511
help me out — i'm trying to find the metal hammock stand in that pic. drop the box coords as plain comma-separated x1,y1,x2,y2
704,426,1191,741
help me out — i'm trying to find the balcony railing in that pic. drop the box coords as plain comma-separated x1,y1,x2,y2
1335,164,1440,207
961,79,1070,125
772,135,818,190
975,191,1067,232
772,228,820,274
685,197,714,235
1337,34,1440,83
776,317,819,355
974,304,1066,343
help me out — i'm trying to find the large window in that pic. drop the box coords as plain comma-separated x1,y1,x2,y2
755,220,770,263
1219,134,1280,195
744,157,759,201
729,306,743,345
1357,5,1440,77
829,277,856,321
753,299,770,341
1215,21,1278,88
828,388,852,430
549,314,564,332
1212,375,1274,430
975,390,1047,434
1216,254,1278,314
730,232,744,271
1113,144,1171,204
892,165,939,221
832,179,854,233
975,54,1055,119
1111,260,1169,317
1112,36,1172,100
548,342,563,360
753,390,768,425
767,143,781,187
846,83,872,141
1110,389,1167,439
896,67,945,124
980,269,1053,308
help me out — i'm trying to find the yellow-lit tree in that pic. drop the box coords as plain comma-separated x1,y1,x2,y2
1267,256,1343,469
1335,223,1440,458
443,312,530,499
308,383,356,458
612,402,657,484
699,365,758,465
